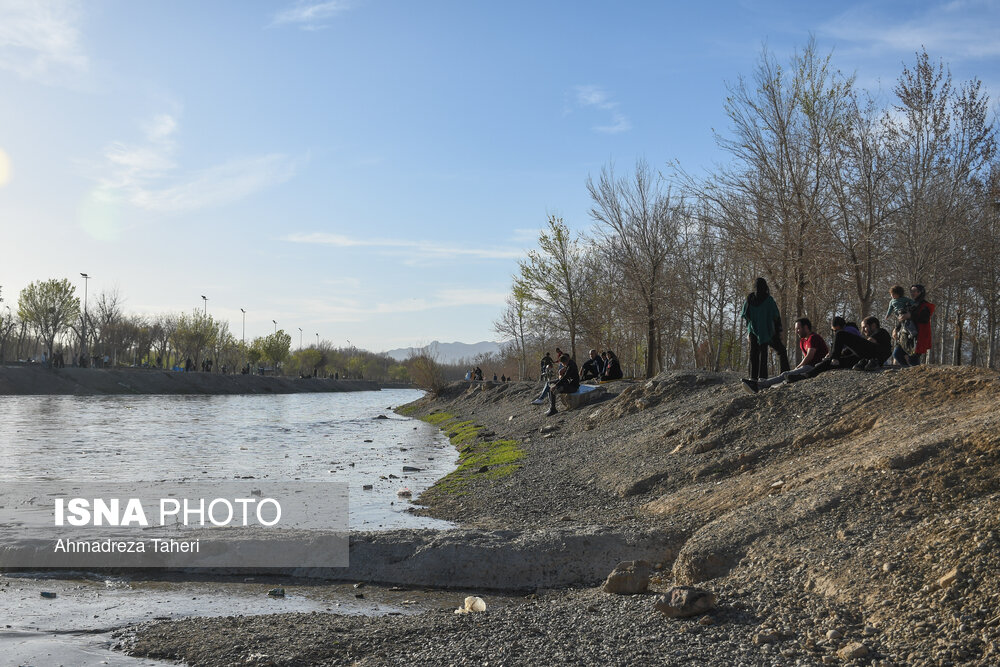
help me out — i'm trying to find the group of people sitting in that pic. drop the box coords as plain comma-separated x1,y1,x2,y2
463,366,514,383
533,347,624,416
739,278,935,394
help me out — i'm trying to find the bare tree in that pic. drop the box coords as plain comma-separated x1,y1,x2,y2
514,216,589,359
588,159,680,378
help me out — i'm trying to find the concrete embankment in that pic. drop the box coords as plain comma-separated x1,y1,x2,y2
298,526,675,591
0,365,380,395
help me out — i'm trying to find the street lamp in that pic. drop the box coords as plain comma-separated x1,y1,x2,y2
240,308,246,344
80,273,90,361
272,319,277,333
315,333,319,347
298,327,303,350
201,295,208,316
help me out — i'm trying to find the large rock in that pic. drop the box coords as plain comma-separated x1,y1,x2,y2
654,585,717,618
558,385,606,410
602,560,652,594
837,642,869,660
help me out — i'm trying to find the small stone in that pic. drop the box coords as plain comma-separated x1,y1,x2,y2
586,604,598,613
353,582,365,589
267,588,285,597
40,591,57,599
602,560,652,595
826,629,843,640
937,567,961,589
754,630,780,645
477,465,489,473
698,615,715,626
883,562,895,573
863,624,878,636
355,593,364,599
837,642,869,660
362,484,373,490
654,586,717,618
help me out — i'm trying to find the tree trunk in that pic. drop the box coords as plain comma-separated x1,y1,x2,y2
645,302,656,379
952,306,963,366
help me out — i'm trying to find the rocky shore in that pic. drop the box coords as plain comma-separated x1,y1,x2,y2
118,366,1000,665
0,365,380,395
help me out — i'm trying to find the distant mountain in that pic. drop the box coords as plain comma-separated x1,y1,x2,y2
385,340,501,364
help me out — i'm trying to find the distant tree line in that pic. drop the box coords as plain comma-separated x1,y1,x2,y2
0,283,415,381
494,43,1000,379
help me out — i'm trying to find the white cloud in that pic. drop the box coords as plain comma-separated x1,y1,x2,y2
0,0,88,85
91,112,298,213
272,0,351,30
279,288,507,323
821,1,1000,60
283,232,525,260
574,84,631,134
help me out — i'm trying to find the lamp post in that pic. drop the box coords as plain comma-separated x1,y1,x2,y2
272,320,277,333
240,308,246,344
80,273,90,361
201,295,208,316
298,327,303,350
315,333,319,347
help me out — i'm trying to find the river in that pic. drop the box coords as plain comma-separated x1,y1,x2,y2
0,389,455,530
0,389,461,664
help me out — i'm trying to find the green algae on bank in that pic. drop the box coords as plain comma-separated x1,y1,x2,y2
413,410,525,498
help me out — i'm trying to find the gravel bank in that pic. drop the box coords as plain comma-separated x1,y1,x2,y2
120,366,1000,665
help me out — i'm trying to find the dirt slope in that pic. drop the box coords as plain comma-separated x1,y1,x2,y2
398,366,1000,664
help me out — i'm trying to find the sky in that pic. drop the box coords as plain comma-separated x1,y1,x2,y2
0,0,998,352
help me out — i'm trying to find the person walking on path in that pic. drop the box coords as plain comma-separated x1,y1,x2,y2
741,278,790,381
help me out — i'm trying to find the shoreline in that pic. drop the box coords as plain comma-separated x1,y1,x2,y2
16,367,1000,664
0,365,382,395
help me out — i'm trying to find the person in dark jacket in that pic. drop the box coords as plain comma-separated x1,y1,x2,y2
741,278,790,381
580,349,605,381
793,316,891,380
601,350,623,380
546,353,580,416
892,284,935,366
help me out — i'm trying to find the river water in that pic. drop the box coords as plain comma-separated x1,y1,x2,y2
0,389,467,664
0,389,455,530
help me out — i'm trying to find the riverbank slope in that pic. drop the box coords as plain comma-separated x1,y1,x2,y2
123,366,1000,664
0,365,380,395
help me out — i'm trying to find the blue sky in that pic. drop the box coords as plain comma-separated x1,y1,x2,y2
1,0,997,351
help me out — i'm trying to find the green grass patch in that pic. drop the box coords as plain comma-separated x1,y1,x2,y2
417,412,526,498
396,404,419,416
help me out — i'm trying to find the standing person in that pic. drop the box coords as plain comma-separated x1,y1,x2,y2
546,353,580,417
540,352,553,381
741,278,790,382
892,284,935,367
742,318,827,393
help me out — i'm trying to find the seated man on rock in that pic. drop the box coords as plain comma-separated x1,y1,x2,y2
580,348,605,382
742,318,827,393
797,316,892,379
546,353,580,417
